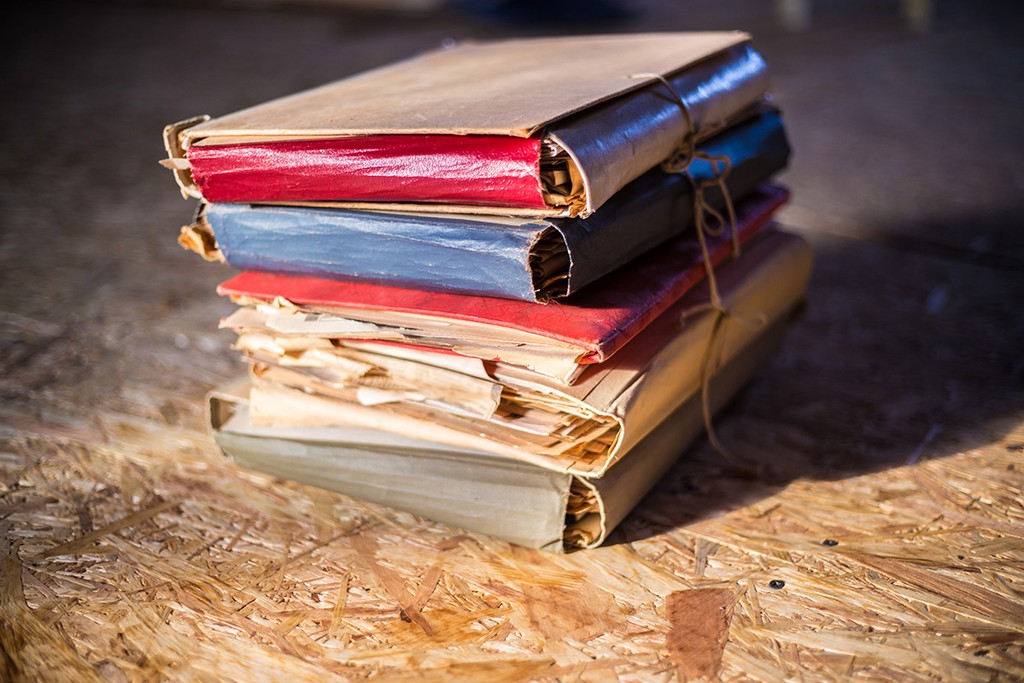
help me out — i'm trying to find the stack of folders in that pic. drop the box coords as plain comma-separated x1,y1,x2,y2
163,32,812,552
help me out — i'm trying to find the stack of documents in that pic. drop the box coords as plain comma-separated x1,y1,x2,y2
163,32,812,551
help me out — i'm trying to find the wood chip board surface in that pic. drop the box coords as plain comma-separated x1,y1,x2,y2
2,390,1021,681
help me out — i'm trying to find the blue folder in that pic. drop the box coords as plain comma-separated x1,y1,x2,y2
201,109,790,302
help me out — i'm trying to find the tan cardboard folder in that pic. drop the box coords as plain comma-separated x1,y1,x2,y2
164,32,770,217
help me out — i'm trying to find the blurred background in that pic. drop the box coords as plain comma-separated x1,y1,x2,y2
2,0,1023,482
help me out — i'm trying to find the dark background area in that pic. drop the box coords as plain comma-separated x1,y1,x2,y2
1,0,1022,519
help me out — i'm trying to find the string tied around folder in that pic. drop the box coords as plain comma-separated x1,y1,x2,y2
629,72,743,261
630,72,763,473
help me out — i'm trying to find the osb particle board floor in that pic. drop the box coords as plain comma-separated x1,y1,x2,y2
2,1,1023,680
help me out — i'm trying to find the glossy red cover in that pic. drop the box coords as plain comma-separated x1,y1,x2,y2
217,184,788,363
187,134,546,207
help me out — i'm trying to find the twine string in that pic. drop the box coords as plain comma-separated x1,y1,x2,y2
630,72,762,471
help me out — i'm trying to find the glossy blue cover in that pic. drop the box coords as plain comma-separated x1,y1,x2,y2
205,110,789,301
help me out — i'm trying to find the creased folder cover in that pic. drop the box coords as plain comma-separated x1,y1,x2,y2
197,110,789,301
165,33,769,216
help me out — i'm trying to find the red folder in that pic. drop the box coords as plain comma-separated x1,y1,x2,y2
218,184,788,365
189,134,545,207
